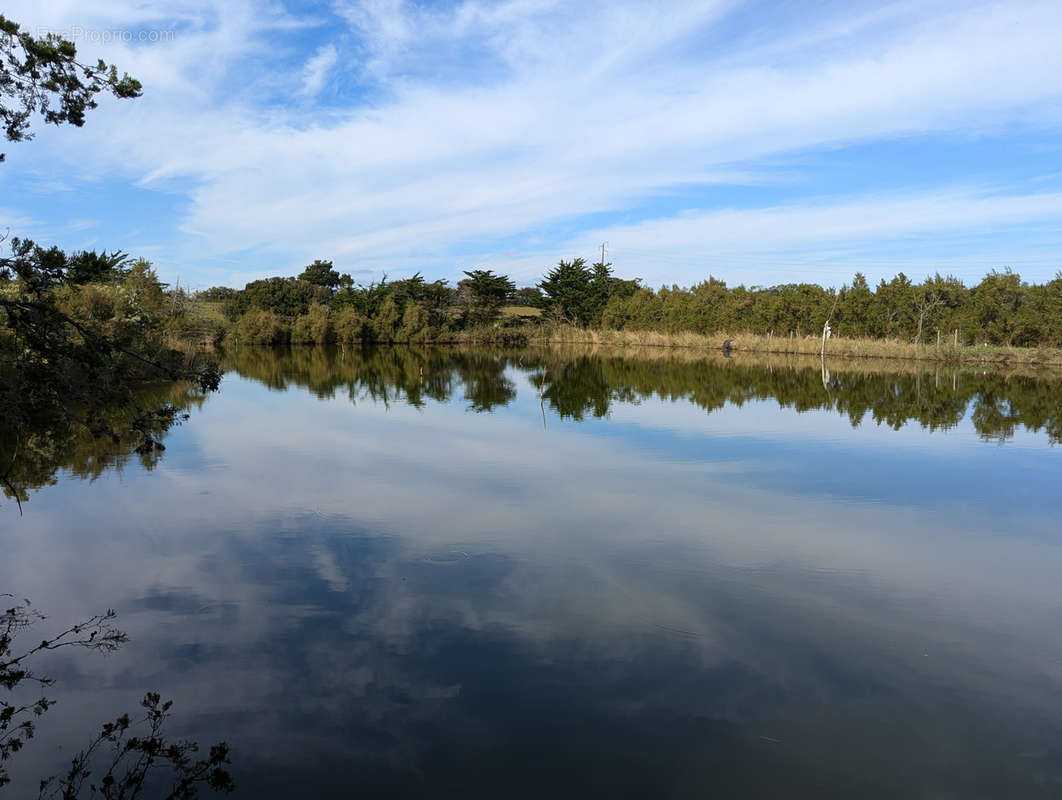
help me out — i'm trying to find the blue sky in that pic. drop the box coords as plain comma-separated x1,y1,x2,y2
1,0,1060,290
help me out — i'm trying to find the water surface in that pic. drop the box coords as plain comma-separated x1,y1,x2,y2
3,346,1062,798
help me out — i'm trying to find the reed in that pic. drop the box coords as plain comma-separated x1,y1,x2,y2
527,324,1062,366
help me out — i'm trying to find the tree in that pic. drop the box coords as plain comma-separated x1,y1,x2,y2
371,295,401,341
587,260,639,328
66,249,131,285
398,301,431,342
331,275,392,318
836,273,874,338
513,286,543,307
913,274,965,343
875,273,916,338
538,258,594,326
333,306,367,345
1013,273,1062,347
0,15,141,162
460,269,514,325
968,269,1026,345
298,259,340,291
228,277,330,318
291,303,334,345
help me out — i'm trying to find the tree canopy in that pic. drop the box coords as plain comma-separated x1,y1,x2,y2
460,269,515,324
537,258,639,327
298,259,341,290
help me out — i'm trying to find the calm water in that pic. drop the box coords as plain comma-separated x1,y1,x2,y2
3,346,1062,798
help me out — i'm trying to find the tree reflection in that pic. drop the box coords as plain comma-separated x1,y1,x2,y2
5,346,1061,508
1,381,211,511
225,345,1062,444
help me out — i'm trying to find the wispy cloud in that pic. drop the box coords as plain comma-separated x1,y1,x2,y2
1,0,1061,286
299,42,338,98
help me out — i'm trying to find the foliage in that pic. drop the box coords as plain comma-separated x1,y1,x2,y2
224,277,330,320
371,295,402,342
211,254,1062,349
513,286,543,307
459,269,515,326
537,258,594,326
595,267,1062,347
65,250,131,286
332,275,393,318
298,260,340,291
195,287,238,304
291,303,334,345
0,14,141,162
37,692,233,800
398,301,431,342
1,238,221,510
1,598,233,798
534,258,636,327
333,306,368,346
232,309,286,345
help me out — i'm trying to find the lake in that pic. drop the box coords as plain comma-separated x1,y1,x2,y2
3,345,1062,798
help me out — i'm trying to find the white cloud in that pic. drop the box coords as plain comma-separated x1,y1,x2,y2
299,43,339,98
531,187,1062,285
2,0,1062,285
0,208,41,233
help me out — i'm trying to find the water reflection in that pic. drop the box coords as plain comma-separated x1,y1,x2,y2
9,345,1060,510
1,381,210,509
225,344,1062,442
2,346,1062,798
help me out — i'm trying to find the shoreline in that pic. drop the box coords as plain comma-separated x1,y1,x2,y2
522,325,1062,367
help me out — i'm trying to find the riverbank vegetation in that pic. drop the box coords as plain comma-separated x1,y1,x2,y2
200,257,1062,363
0,240,221,507
1,14,221,508
530,325,1062,366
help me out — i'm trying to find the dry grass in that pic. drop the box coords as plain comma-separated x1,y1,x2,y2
528,324,1062,367
500,305,542,318
523,342,1062,381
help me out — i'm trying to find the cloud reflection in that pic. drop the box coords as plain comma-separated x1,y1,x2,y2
2,348,1062,796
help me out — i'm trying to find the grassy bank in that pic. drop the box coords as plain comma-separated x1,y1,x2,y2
526,324,1062,367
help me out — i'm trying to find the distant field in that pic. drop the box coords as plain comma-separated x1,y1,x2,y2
500,305,541,317
190,298,229,325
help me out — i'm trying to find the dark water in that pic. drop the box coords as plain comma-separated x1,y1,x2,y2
3,346,1062,798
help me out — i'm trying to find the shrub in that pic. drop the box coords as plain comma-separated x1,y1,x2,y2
371,296,401,342
233,310,287,345
292,303,334,345
334,306,368,345
398,301,431,342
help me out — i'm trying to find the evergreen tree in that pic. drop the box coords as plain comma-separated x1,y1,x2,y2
298,259,341,290
538,258,594,325
461,269,515,325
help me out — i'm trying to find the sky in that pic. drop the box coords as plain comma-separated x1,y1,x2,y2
0,0,1060,290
